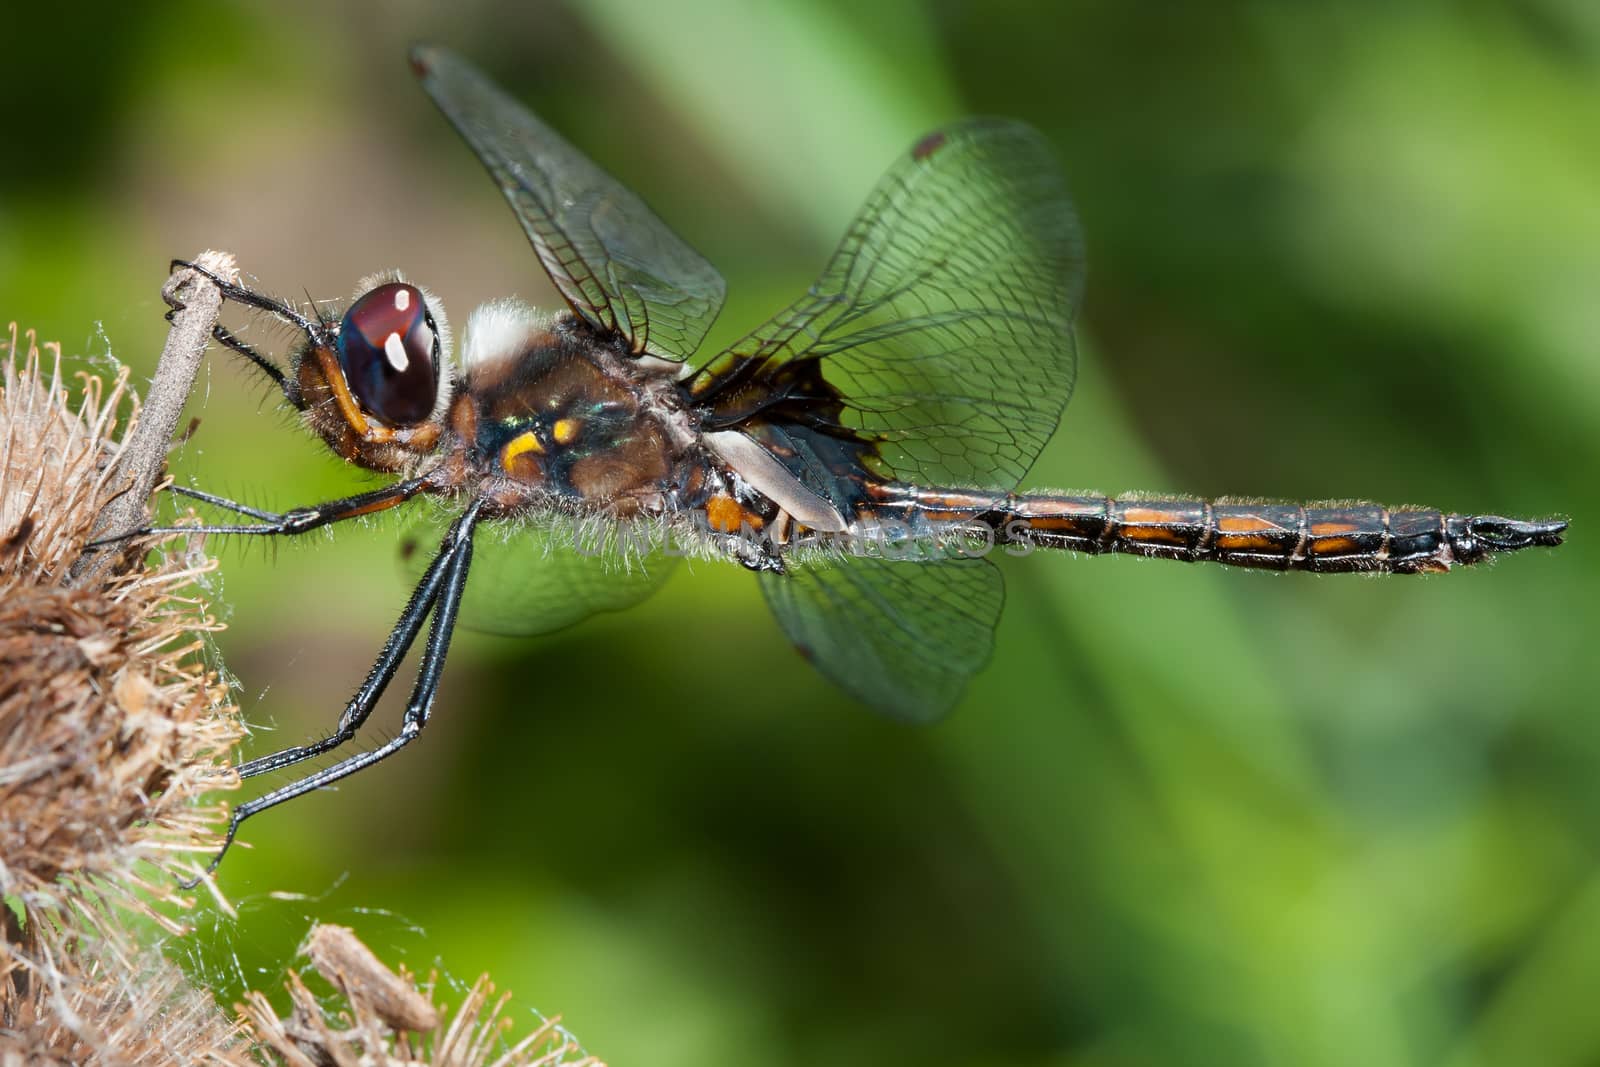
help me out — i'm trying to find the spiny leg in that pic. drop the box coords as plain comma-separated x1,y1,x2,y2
86,477,428,547
167,257,323,336
165,257,323,406
235,507,471,780
208,321,302,408
166,484,286,523
185,501,482,885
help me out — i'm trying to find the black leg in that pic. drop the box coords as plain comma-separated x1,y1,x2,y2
209,322,303,409
235,508,466,780
165,258,322,406
86,477,429,547
183,500,483,885
167,257,324,336
166,484,285,522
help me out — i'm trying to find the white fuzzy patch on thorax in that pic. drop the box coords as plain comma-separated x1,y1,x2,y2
460,299,559,370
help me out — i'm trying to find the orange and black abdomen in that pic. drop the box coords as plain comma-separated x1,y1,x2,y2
896,490,1566,573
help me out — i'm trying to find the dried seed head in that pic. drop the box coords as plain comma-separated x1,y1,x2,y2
0,320,249,1063
0,322,242,911
0,310,596,1066
241,923,605,1067
0,915,255,1066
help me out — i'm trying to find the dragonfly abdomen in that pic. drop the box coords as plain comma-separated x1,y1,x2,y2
901,490,1566,573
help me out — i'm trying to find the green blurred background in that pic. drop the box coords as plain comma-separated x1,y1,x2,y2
4,2,1595,1064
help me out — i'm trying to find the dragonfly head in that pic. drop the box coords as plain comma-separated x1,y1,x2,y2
297,272,453,470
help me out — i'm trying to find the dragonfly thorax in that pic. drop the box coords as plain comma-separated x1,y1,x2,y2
447,300,696,518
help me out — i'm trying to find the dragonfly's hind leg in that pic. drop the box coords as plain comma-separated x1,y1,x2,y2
183,500,482,885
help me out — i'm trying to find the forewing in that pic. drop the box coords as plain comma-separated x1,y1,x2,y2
402,516,677,636
695,119,1084,489
759,553,1004,723
411,46,726,360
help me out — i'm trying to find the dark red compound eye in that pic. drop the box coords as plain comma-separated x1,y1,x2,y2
336,282,440,426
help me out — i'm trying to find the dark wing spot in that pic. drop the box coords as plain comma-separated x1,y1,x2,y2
911,131,947,162
398,536,419,562
793,641,815,664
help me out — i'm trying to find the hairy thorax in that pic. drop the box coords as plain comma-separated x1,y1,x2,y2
444,317,700,519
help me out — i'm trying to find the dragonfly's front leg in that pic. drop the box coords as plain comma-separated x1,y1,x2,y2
206,321,305,410
165,257,325,408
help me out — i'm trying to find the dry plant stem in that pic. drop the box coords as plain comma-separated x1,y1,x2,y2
306,924,440,1033
70,250,237,583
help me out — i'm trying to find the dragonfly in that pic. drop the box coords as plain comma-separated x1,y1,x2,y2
137,46,1566,878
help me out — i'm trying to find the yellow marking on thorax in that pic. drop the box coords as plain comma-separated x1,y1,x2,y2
502,430,544,469
552,417,580,445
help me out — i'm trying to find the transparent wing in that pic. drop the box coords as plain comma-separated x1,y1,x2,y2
401,515,677,637
692,119,1084,492
411,46,726,360
759,553,1004,723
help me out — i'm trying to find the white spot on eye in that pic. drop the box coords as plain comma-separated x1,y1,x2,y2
384,331,409,372
394,288,411,312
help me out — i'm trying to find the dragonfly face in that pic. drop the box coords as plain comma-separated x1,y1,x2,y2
156,46,1565,880
280,273,451,471
334,282,443,428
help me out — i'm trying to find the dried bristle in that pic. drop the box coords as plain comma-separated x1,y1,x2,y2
0,322,242,908
0,915,255,1065
0,313,595,1065
241,923,605,1067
